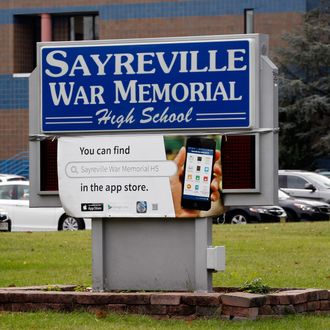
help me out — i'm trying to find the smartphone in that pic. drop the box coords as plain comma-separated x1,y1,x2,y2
181,137,216,211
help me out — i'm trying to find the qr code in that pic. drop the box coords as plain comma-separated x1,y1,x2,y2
152,203,158,211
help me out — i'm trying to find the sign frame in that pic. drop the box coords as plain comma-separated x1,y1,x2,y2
30,33,278,208
29,33,278,292
38,35,257,134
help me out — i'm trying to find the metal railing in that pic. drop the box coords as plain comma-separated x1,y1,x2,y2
0,151,29,178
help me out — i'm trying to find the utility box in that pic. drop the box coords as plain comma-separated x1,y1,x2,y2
93,217,217,292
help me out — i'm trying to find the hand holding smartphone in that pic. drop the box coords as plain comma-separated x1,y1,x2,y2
181,137,216,211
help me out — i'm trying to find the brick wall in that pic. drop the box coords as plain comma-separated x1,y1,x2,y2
0,110,29,159
99,15,244,40
0,286,329,320
0,25,13,74
255,12,303,49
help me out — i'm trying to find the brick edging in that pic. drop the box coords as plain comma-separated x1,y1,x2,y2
0,286,329,320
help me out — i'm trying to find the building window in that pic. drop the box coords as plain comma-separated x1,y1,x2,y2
70,15,99,40
14,13,99,74
244,9,254,34
14,15,41,73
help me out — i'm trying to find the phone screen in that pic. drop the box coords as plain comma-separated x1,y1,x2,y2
182,141,215,210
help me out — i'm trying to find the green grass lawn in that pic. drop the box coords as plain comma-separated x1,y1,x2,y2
213,221,330,289
0,221,329,329
0,222,329,289
0,230,92,287
0,312,329,330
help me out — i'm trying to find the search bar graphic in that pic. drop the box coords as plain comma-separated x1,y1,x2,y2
65,160,177,178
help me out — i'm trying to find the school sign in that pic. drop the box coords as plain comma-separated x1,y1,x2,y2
40,38,255,133
31,35,278,292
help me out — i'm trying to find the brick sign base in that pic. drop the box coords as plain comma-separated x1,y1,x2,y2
0,286,329,320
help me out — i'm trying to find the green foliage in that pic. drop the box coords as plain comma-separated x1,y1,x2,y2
74,285,90,292
275,4,330,169
240,278,271,294
43,285,62,292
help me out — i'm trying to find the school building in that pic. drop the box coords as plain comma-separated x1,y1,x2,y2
0,0,321,176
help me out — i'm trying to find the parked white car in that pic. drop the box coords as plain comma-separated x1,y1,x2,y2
0,181,91,232
279,170,330,204
0,173,27,183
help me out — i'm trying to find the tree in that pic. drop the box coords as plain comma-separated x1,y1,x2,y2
276,3,330,169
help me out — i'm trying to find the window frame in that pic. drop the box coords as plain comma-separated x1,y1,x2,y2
244,8,254,34
69,14,99,41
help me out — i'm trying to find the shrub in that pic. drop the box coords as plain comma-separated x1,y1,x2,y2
240,278,271,294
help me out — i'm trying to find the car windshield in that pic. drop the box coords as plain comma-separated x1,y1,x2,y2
319,172,330,178
278,189,291,200
305,172,330,188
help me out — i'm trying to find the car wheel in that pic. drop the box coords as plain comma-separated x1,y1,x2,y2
59,215,85,231
213,216,225,224
227,212,249,225
0,220,11,232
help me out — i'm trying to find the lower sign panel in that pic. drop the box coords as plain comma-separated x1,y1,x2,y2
57,134,224,218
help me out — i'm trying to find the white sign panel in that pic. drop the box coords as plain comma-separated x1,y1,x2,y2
58,135,177,217
58,134,222,218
